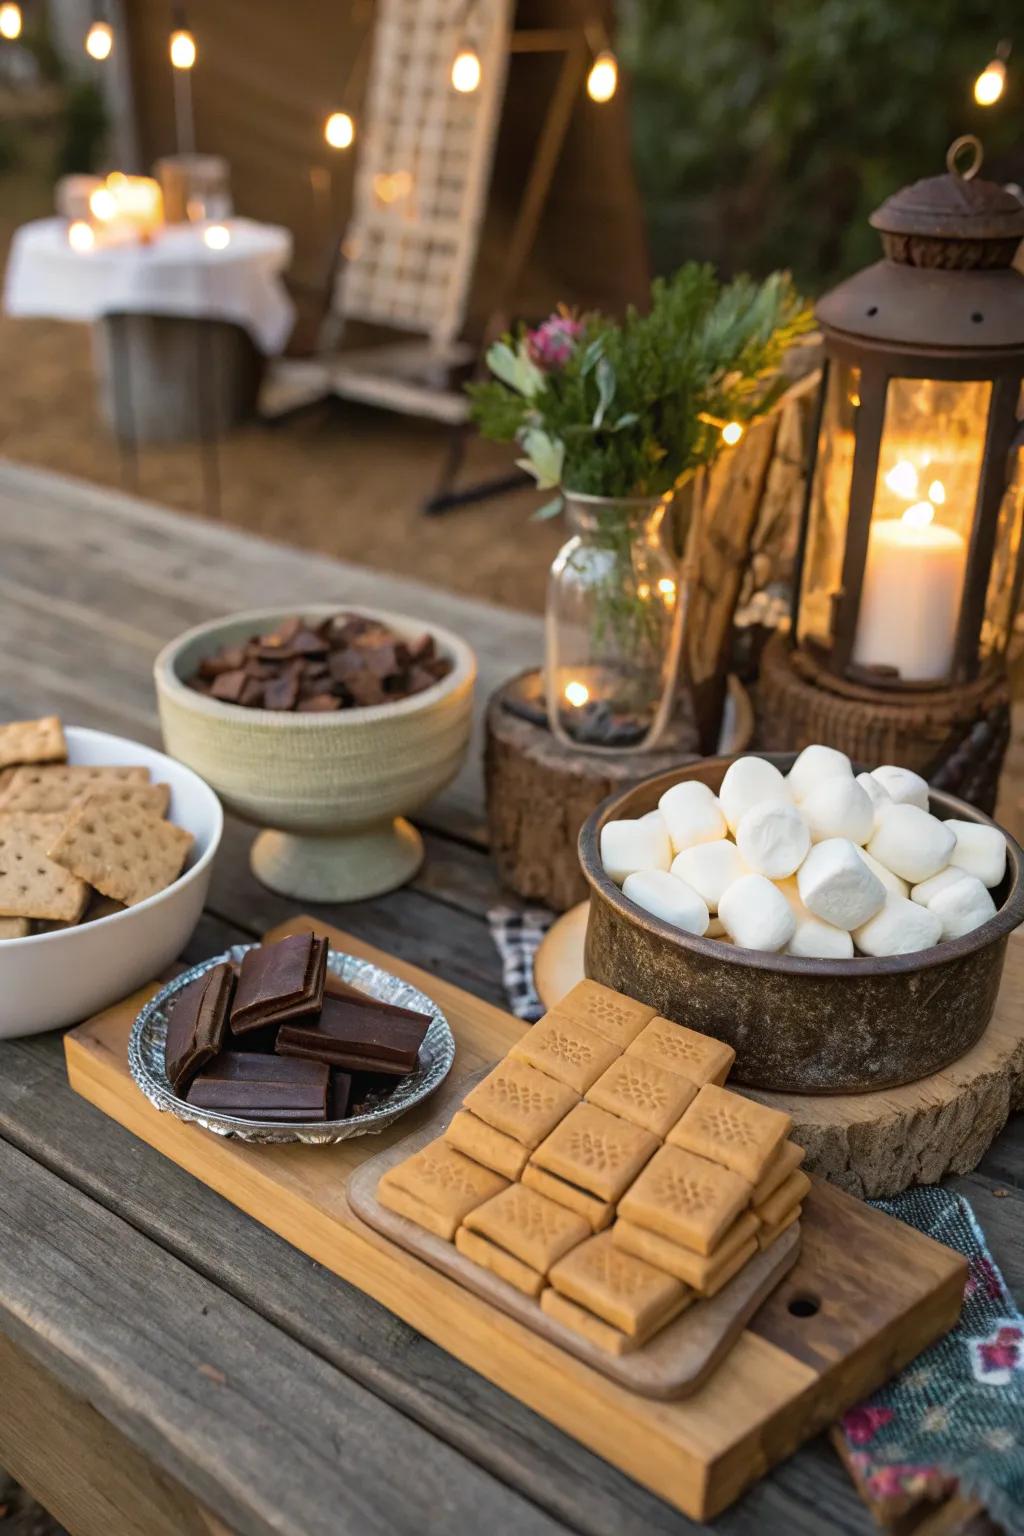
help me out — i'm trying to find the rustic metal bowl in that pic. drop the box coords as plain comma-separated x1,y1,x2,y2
579,753,1024,1094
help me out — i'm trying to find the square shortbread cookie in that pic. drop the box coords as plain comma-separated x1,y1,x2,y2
462,1056,578,1147
510,1012,621,1094
530,1102,659,1203
625,1017,735,1086
547,1230,688,1338
464,1183,590,1275
667,1083,790,1184
586,1054,698,1139
618,1143,751,1256
547,980,656,1049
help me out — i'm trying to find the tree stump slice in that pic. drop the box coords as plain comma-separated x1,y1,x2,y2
534,918,1024,1199
485,671,753,912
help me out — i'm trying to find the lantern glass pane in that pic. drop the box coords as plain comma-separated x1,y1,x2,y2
796,361,859,651
850,377,989,683
981,383,1024,663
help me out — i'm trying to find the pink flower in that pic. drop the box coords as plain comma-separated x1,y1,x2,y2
526,312,583,371
842,1406,894,1445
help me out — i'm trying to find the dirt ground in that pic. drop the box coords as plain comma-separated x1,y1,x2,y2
0,138,561,616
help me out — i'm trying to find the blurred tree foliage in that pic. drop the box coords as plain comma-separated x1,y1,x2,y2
620,0,1023,294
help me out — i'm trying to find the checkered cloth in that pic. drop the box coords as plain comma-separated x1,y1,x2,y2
487,905,554,1022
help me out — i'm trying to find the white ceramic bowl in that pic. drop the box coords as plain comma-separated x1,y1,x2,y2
154,605,476,902
0,726,223,1039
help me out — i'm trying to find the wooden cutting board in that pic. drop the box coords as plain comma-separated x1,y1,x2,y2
64,915,968,1522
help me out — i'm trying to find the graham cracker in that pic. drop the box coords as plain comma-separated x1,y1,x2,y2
752,1141,806,1207
0,717,66,770
378,1138,506,1241
530,1102,659,1203
445,1109,530,1180
625,1017,735,1086
510,1012,621,1094
520,1163,615,1232
612,1210,761,1293
586,1055,698,1139
618,1144,751,1256
547,1230,688,1338
758,1206,801,1251
0,915,30,939
455,1227,544,1298
539,1287,639,1355
0,764,151,815
48,797,193,907
0,813,90,923
80,782,171,819
668,1084,791,1184
548,980,656,1049
462,1056,578,1148
464,1183,590,1275
755,1169,811,1229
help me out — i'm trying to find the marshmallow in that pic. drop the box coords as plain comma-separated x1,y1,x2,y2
928,874,997,940
871,764,930,812
622,870,709,935
866,804,956,885
786,744,852,803
735,798,810,879
600,818,672,884
853,893,943,957
776,878,854,958
718,873,796,952
658,780,727,853
857,772,892,828
797,838,886,930
718,757,790,834
858,847,909,899
801,776,874,847
945,819,1007,890
911,867,964,906
671,840,747,911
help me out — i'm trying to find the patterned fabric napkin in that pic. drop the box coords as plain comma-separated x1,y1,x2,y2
840,1187,1024,1534
487,905,553,1022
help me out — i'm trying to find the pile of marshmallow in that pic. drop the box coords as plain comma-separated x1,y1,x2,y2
600,746,1008,959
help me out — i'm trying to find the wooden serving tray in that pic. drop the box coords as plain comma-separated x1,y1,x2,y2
349,1066,801,1398
64,915,968,1522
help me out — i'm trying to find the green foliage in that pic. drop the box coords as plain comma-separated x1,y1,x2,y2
468,265,812,498
56,79,108,177
620,0,1023,292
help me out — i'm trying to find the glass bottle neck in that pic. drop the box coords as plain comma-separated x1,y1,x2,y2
563,492,670,540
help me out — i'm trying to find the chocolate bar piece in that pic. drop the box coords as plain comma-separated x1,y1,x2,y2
165,963,234,1093
328,1069,353,1120
324,970,429,1022
276,991,430,1075
186,1052,329,1121
230,931,328,1035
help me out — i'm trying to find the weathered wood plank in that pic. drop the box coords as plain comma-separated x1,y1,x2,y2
0,1138,568,1536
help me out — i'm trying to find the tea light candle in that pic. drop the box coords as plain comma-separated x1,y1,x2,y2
852,502,966,681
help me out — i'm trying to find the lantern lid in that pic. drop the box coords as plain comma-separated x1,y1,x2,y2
868,138,1024,270
816,260,1024,351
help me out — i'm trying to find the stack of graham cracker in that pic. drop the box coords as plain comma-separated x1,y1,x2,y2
0,716,192,937
378,980,809,1356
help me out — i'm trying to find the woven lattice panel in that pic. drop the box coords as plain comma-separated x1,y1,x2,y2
335,0,512,346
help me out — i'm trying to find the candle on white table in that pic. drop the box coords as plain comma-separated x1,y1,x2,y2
852,501,966,681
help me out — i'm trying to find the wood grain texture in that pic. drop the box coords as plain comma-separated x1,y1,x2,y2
64,915,966,1521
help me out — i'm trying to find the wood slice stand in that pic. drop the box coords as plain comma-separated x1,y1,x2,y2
536,910,1024,1199
755,633,1011,814
485,671,753,911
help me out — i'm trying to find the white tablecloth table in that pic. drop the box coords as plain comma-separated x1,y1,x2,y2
4,216,295,355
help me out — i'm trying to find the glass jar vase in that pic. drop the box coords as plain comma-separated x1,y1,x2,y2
544,490,686,753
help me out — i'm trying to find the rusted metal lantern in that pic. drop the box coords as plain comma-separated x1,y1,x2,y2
792,140,1024,690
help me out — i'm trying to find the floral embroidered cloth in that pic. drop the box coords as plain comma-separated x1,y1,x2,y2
839,1187,1024,1533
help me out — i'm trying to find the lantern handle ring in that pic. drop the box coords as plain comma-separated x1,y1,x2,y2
947,134,983,181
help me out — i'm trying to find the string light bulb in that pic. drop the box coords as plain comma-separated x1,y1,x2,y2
68,221,96,252
721,420,744,446
89,186,117,222
86,19,113,59
0,3,22,40
324,110,355,149
563,680,589,708
170,27,196,69
451,44,481,93
975,41,1010,105
586,49,618,103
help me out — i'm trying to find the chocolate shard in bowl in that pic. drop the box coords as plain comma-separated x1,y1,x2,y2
186,1051,329,1121
328,1069,353,1120
276,991,430,1075
165,962,235,1093
230,931,328,1035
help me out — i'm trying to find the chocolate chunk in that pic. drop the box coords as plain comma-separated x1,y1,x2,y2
295,693,341,712
239,677,265,708
230,931,328,1034
165,963,234,1093
264,670,301,711
328,1069,353,1120
198,645,246,679
210,668,249,703
407,633,435,665
187,1052,329,1121
275,991,430,1075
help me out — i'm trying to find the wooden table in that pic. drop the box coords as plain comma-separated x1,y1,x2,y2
0,460,1020,1536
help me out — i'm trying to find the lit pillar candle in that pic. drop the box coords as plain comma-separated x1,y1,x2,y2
851,502,966,681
